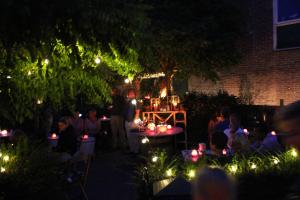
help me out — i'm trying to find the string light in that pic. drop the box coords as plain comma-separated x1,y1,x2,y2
6,75,11,79
0,167,5,173
44,59,49,65
273,157,280,165
124,78,130,84
131,99,137,105
3,155,9,162
141,137,149,144
291,148,298,157
152,156,158,163
250,163,257,170
229,164,238,173
166,169,174,177
188,169,196,179
37,99,43,105
95,57,101,64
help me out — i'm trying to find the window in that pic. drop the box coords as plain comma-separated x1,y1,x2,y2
273,0,300,50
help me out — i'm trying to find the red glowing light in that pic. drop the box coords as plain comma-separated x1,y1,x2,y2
222,149,227,155
83,134,89,140
51,133,57,139
191,149,198,157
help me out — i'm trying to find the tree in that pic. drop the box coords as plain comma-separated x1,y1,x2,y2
0,0,149,129
142,0,243,94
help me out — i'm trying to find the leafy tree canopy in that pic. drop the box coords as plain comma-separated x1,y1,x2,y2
0,0,149,124
143,0,243,80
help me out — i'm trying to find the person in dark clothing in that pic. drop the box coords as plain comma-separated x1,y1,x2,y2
110,88,127,150
211,131,228,156
214,107,230,132
56,117,78,156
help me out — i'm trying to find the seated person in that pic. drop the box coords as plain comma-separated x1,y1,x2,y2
193,167,235,200
210,131,228,156
214,107,230,132
56,117,78,157
84,109,101,136
224,113,250,153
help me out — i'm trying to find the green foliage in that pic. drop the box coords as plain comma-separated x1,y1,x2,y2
0,0,149,125
0,137,63,199
142,149,300,184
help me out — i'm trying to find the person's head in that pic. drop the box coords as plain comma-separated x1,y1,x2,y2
58,117,70,132
88,108,97,119
229,113,240,132
275,100,300,150
193,167,235,200
211,131,228,151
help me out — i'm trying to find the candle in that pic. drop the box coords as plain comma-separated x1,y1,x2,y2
167,125,172,130
1,130,8,136
243,129,249,135
191,149,198,157
271,131,276,136
198,143,206,152
82,134,89,140
222,149,227,156
158,125,167,133
51,133,57,139
102,116,107,120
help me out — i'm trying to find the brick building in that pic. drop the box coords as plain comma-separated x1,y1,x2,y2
188,0,300,106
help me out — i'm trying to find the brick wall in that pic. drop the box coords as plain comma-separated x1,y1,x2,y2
188,0,300,106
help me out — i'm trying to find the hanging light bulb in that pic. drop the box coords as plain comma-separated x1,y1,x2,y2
95,57,101,64
44,59,49,65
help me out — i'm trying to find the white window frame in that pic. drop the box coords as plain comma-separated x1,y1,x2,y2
273,0,300,50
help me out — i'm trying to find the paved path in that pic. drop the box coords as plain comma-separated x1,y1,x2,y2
86,151,140,200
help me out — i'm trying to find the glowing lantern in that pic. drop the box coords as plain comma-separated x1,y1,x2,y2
166,169,174,177
158,125,167,133
250,163,257,169
124,78,130,84
131,99,137,105
148,123,156,130
229,164,238,173
1,167,5,173
243,129,249,135
102,116,107,120
44,58,49,65
291,148,298,157
141,137,149,144
160,87,167,98
167,125,172,130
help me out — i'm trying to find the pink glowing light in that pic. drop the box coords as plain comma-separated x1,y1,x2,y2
191,149,198,157
222,149,227,155
271,131,276,136
51,133,57,139
82,134,89,140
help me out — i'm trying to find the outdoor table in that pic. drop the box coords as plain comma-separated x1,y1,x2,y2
138,127,183,137
79,136,95,156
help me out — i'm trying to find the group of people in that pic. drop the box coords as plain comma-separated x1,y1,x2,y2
193,100,300,200
52,87,139,159
208,107,283,156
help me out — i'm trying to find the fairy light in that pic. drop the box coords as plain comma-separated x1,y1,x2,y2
95,57,101,64
141,137,149,144
3,155,9,162
291,148,298,157
6,75,11,79
131,99,137,105
273,157,280,165
152,156,158,163
124,78,130,84
250,163,257,170
44,59,49,65
37,99,43,105
1,167,5,173
27,71,32,76
229,164,238,173
188,169,196,179
166,169,174,177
